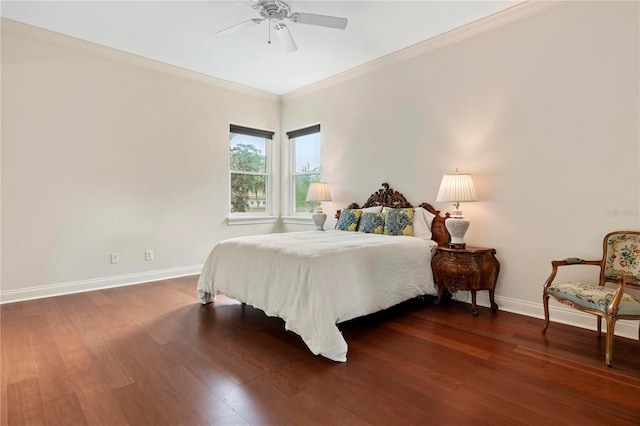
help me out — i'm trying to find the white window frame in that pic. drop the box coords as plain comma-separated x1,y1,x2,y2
227,124,278,225
282,124,321,224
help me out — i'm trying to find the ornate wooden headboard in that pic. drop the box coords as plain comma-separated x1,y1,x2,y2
335,183,451,246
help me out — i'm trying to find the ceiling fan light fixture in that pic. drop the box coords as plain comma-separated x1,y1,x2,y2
217,0,347,52
255,0,291,20
274,23,297,52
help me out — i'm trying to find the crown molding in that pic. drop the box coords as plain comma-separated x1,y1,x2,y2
282,0,561,102
1,1,561,103
0,17,280,102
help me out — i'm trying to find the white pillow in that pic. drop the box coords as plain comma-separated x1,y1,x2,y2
362,206,383,213
413,207,436,240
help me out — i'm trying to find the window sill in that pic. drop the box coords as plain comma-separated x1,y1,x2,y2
227,215,279,226
281,215,315,225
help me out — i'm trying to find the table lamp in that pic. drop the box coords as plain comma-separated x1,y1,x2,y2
306,182,332,231
436,169,478,248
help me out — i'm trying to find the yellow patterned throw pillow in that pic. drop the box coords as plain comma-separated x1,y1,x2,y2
335,209,362,232
357,212,386,234
383,208,414,236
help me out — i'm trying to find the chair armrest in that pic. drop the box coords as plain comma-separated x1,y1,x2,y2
607,275,640,315
621,275,640,288
544,258,602,289
551,258,602,267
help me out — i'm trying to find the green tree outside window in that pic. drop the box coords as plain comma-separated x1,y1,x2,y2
229,132,268,213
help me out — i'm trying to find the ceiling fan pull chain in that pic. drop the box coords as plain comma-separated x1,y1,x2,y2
268,17,271,44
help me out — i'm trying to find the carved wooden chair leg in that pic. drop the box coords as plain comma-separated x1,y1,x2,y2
605,317,615,367
597,317,602,337
541,293,550,333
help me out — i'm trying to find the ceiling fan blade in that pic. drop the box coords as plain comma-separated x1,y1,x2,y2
291,13,348,30
215,18,262,36
274,23,297,53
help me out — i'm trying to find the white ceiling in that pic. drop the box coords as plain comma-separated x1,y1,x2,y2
1,1,521,95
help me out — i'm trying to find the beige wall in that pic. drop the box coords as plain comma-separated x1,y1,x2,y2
1,20,281,299
2,2,639,337
282,1,639,334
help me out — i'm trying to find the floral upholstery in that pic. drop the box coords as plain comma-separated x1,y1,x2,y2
604,233,640,280
542,230,640,366
358,212,386,234
546,282,640,316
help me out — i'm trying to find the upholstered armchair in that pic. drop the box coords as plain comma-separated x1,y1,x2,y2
542,231,640,366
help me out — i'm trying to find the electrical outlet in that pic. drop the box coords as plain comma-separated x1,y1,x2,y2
145,250,154,261
111,253,120,264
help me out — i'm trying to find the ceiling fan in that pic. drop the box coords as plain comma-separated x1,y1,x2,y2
216,0,348,53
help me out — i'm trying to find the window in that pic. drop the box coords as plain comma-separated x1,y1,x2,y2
287,124,321,214
229,124,274,215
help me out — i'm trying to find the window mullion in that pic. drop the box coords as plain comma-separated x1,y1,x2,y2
231,171,268,176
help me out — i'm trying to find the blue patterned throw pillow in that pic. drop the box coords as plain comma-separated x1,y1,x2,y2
383,208,414,236
357,212,386,234
336,209,362,232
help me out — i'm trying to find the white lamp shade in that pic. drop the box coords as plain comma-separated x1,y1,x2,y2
435,173,477,204
306,182,332,202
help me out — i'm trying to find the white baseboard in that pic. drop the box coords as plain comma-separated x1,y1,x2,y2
0,265,202,304
461,291,639,341
3,272,638,341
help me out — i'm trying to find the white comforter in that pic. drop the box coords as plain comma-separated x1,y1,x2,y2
197,230,437,362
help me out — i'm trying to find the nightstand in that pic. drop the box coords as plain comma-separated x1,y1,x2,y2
431,246,500,316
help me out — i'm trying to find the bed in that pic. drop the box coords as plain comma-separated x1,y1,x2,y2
197,183,450,361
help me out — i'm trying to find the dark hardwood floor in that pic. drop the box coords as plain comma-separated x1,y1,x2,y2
2,275,639,425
